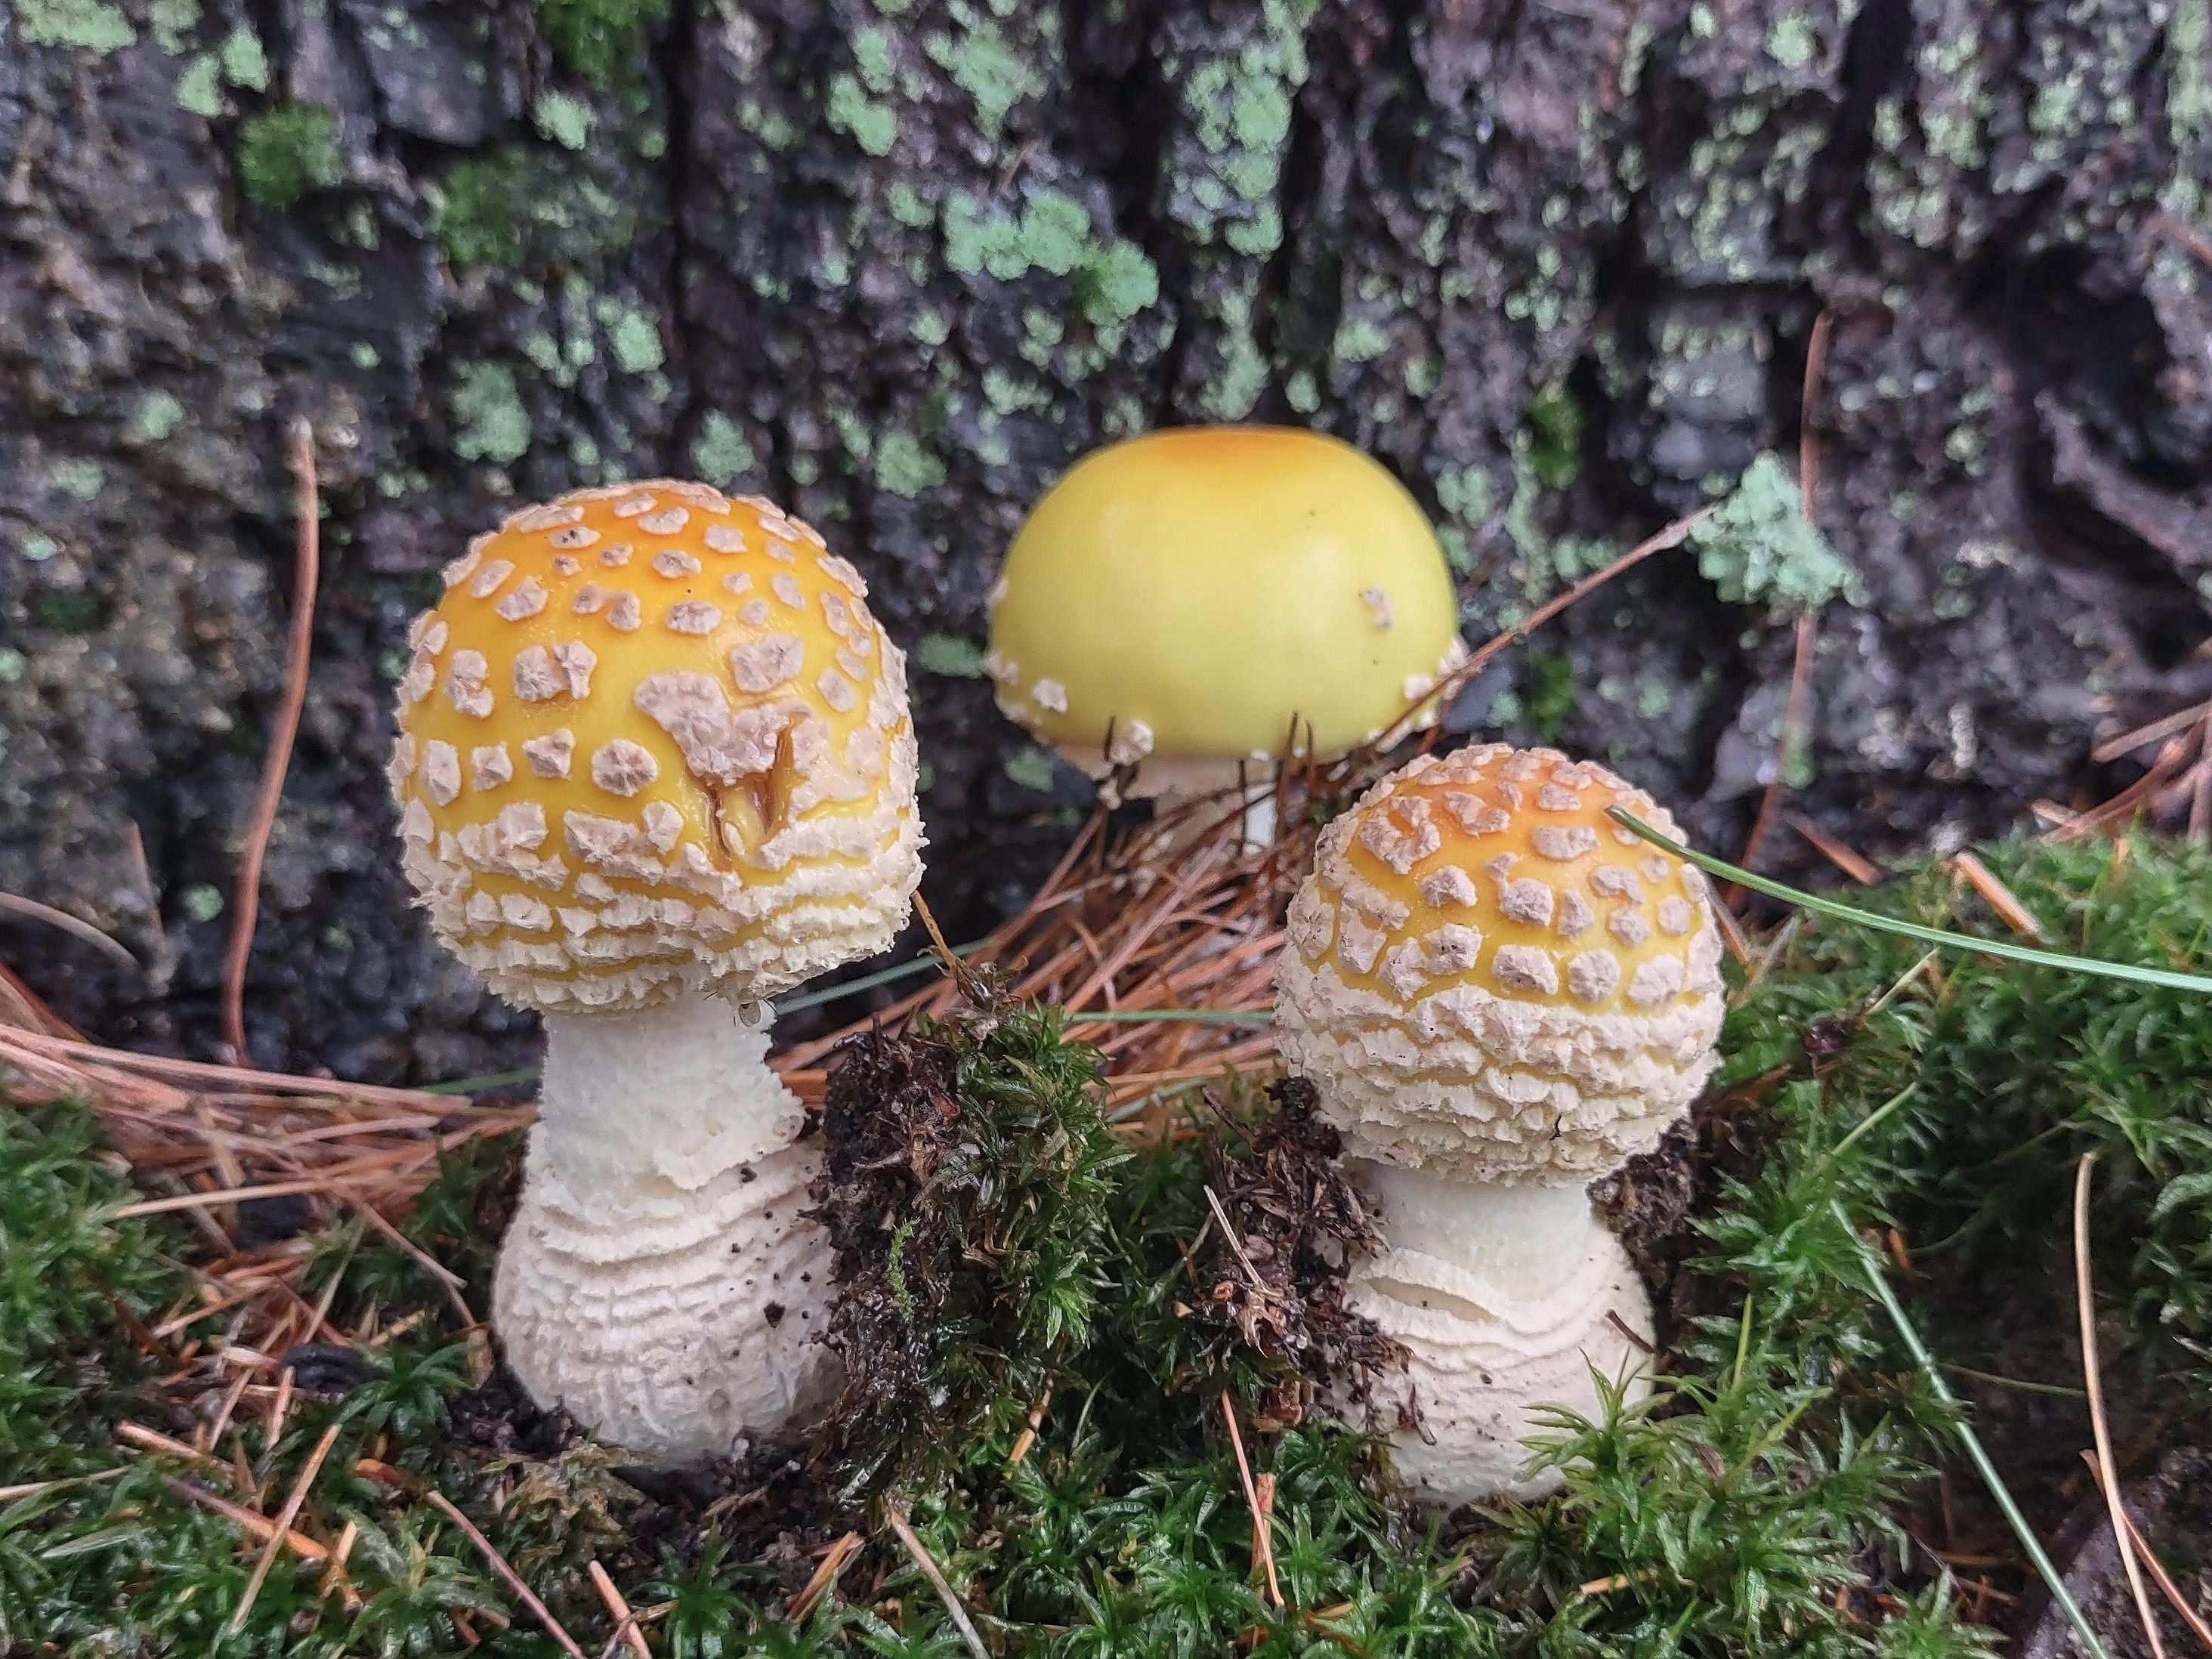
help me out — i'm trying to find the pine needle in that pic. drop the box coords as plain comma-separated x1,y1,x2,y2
1844,1201,2113,1659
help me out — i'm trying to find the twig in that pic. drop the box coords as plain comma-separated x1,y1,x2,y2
1203,1185,1265,1292
1220,1392,1283,1608
883,1500,989,1659
2091,699,2212,763
786,1531,864,1623
319,1518,360,1607
228,1420,341,1634
587,1559,652,1659
2152,209,2212,270
221,416,320,1064
1784,814,1880,884
426,1488,590,1659
1732,311,1834,895
0,1466,130,1503
1952,851,2050,941
2096,1467,2212,1653
0,890,140,974
162,1476,331,1563
2075,1154,2167,1658
1007,1386,1052,1468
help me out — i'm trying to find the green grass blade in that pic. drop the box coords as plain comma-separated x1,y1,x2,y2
1840,1200,2114,1659
1609,808,2212,995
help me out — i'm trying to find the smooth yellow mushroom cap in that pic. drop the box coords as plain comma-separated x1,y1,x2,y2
389,480,922,1014
986,427,1466,770
1274,745,1725,1181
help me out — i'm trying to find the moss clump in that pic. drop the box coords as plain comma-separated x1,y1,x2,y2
432,147,637,268
533,0,666,85
817,1001,1129,1495
1730,836,2212,1376
235,101,344,210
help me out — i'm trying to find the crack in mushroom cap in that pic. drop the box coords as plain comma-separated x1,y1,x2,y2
392,480,922,1012
985,427,1467,776
1273,745,1725,1182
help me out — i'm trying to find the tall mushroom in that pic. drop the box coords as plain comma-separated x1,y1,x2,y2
389,479,923,1461
986,427,1466,849
1273,745,1724,1503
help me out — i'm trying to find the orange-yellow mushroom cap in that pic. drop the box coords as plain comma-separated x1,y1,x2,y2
388,480,922,1014
1273,745,1724,1180
986,427,1466,772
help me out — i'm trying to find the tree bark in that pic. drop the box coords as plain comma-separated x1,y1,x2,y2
1,0,2205,1077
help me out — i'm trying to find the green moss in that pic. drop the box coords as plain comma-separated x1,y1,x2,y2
179,882,224,922
827,73,898,156
916,633,988,677
1525,383,1584,490
12,0,134,51
533,0,666,86
236,103,344,209
532,90,595,150
126,391,186,443
34,590,105,632
875,432,947,496
432,147,635,267
449,362,533,465
218,23,267,88
1521,651,1577,743
690,412,755,487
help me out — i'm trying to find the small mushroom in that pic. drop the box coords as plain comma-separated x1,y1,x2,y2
986,426,1466,849
390,480,923,1461
1272,744,1724,1503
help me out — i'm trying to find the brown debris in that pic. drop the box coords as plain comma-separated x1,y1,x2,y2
1203,1078,1406,1420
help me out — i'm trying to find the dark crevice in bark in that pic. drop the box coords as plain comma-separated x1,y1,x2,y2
658,0,705,478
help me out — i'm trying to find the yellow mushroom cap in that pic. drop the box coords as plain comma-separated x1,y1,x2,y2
1273,745,1724,1181
388,480,922,1014
986,427,1466,770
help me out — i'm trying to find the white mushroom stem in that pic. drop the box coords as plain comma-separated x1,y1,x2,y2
1343,1162,1654,1506
1059,749,1281,854
493,994,838,1462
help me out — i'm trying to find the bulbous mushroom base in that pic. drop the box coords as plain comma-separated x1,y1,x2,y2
1339,1168,1654,1506
493,1136,839,1463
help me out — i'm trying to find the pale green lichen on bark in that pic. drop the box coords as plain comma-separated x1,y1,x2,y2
449,363,533,465
13,0,136,51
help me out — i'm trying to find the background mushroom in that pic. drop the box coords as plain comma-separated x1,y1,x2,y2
986,426,1466,849
1273,744,1724,1503
390,479,922,1460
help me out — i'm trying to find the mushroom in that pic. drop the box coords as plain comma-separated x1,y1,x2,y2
388,480,923,1461
1272,744,1724,1503
986,426,1466,849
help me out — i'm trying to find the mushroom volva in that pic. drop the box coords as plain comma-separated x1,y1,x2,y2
390,480,922,1460
986,427,1467,848
1274,744,1724,1503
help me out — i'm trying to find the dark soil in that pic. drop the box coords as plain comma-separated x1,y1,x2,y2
1202,1076,1408,1429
